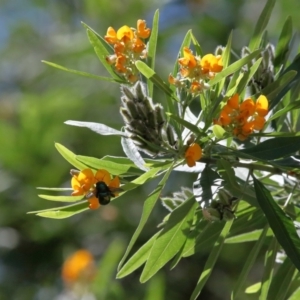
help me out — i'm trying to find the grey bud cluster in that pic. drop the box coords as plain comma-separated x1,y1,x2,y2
120,82,178,156
242,44,275,93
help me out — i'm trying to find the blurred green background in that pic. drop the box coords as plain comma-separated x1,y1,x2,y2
1,0,300,299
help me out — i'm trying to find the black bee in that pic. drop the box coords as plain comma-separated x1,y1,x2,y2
95,181,122,205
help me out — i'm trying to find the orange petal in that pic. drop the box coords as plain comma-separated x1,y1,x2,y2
88,197,100,210
186,156,196,167
256,95,268,117
227,94,239,109
95,169,111,185
253,115,266,130
240,99,255,117
104,27,118,44
136,19,151,39
185,143,202,162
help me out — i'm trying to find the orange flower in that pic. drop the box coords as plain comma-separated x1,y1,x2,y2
214,94,269,140
170,47,223,96
185,143,202,167
104,20,151,83
62,249,95,285
70,168,121,210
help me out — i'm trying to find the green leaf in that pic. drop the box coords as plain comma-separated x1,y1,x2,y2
253,177,300,272
117,163,174,271
259,237,278,300
135,60,176,100
38,194,83,202
262,70,297,109
289,286,300,300
121,136,149,171
147,9,159,98
248,0,276,51
226,228,273,244
84,26,120,80
41,61,122,82
209,49,261,86
140,197,197,282
212,124,226,139
190,219,234,299
55,143,88,170
268,100,300,122
29,202,88,219
239,136,300,160
236,58,263,95
64,120,126,136
76,155,142,176
144,273,165,300
274,16,293,68
245,282,261,294
117,231,161,278
167,113,201,135
231,226,269,300
216,31,232,96
268,257,296,300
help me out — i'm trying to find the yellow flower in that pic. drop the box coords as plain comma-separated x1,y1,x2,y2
62,250,95,285
200,54,223,75
185,143,202,167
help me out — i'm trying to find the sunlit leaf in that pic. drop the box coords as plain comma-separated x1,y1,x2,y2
140,197,197,282
190,219,234,299
55,143,88,170
231,226,269,300
38,194,83,202
117,231,161,278
118,163,174,271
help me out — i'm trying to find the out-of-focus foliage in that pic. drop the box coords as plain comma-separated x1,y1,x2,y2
1,0,300,299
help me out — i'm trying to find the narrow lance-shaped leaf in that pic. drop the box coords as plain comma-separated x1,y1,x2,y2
190,218,234,300
28,202,89,219
117,231,161,278
41,61,122,83
209,49,261,86
268,257,296,300
76,155,143,176
64,120,126,136
274,16,293,68
55,143,88,170
140,196,198,282
259,237,278,300
135,60,177,100
121,136,149,171
83,23,121,81
117,163,174,271
38,195,83,202
248,0,276,51
146,9,159,98
253,177,300,272
238,136,300,160
231,226,269,300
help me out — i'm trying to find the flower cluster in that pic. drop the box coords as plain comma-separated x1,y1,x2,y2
62,249,95,285
169,47,223,95
214,94,269,141
71,168,120,210
105,20,151,83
